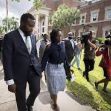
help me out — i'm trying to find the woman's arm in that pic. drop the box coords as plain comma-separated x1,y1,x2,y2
41,44,50,71
96,46,104,56
88,40,97,49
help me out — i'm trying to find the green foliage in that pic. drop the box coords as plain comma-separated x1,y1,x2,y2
0,17,19,34
96,37,106,44
67,51,111,111
0,26,5,35
33,0,43,10
51,4,80,29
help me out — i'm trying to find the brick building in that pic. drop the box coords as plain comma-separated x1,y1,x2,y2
72,0,111,38
28,0,80,37
43,0,80,11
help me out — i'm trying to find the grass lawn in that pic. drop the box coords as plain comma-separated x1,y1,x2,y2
67,51,111,111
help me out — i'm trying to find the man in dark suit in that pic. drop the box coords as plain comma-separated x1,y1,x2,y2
2,13,41,111
64,32,77,64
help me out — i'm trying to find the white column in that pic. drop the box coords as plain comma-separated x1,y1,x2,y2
34,13,40,39
35,14,39,34
44,15,49,34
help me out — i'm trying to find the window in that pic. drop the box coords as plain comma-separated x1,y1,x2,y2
41,19,45,34
42,27,44,33
42,21,44,26
80,13,86,24
105,7,111,20
91,10,99,22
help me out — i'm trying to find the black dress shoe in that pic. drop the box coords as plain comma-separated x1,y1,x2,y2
27,106,33,111
86,75,89,82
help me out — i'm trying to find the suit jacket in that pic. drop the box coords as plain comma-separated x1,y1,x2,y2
64,39,75,63
2,29,41,82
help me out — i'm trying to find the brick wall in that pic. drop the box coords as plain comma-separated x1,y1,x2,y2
73,0,111,38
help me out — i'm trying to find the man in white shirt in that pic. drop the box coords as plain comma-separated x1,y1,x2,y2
2,13,41,111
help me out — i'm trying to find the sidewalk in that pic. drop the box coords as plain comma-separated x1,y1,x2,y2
0,76,96,111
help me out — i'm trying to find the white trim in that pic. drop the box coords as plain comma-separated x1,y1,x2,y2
90,9,99,23
72,19,111,27
92,0,101,3
105,6,111,20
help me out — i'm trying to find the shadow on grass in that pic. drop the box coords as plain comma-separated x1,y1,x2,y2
67,81,99,110
90,74,111,106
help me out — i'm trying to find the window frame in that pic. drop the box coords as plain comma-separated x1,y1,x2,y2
90,10,99,23
105,6,111,20
80,13,86,24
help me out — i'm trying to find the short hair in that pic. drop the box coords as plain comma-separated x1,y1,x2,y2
50,29,61,43
68,32,73,36
20,13,35,23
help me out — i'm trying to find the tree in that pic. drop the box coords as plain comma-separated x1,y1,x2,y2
5,0,43,32
0,26,5,35
2,17,19,33
33,0,43,10
51,4,80,30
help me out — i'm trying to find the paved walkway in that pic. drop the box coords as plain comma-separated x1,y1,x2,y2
0,74,96,111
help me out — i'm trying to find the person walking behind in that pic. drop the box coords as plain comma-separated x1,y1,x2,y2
39,34,50,61
64,32,77,65
95,40,111,93
41,29,70,110
83,31,97,82
71,38,82,70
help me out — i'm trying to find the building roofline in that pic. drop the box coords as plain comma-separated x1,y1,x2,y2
28,6,51,13
79,0,103,9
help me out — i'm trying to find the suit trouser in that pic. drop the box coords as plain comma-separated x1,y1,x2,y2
15,67,40,111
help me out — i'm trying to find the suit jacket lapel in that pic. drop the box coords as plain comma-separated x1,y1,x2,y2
16,29,30,55
30,35,35,54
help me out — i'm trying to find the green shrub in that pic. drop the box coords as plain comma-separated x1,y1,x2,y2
96,37,106,44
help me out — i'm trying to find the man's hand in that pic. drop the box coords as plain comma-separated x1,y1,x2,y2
8,84,16,93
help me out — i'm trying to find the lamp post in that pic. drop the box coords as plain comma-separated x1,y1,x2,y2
6,0,8,33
